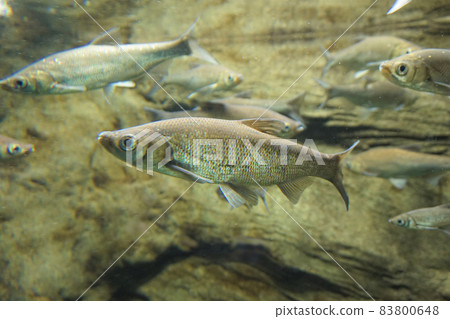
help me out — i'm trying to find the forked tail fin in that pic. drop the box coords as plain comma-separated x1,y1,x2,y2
329,141,360,210
178,17,219,65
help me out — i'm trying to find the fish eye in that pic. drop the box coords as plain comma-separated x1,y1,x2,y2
14,78,27,89
396,63,408,76
7,144,22,155
119,135,137,151
396,218,404,226
228,75,233,81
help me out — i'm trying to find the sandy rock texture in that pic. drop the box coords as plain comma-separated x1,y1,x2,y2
0,0,449,300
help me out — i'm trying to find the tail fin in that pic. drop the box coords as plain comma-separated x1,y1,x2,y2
320,47,334,78
314,78,331,109
329,141,360,210
178,17,219,65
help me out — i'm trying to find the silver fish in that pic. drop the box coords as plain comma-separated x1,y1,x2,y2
380,49,450,95
346,147,450,189
97,118,358,210
322,36,421,77
0,21,214,94
0,135,34,160
387,0,412,14
146,63,243,100
315,78,418,109
211,91,306,123
143,101,305,138
389,203,450,234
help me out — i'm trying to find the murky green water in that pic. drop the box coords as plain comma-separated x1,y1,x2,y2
0,0,449,300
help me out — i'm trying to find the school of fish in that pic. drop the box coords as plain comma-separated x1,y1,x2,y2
1,6,449,233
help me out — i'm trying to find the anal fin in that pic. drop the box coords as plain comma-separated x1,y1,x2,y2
277,177,314,204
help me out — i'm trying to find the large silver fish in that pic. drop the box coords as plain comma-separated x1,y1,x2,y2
389,203,450,235
346,147,450,189
143,101,305,138
0,21,214,94
322,36,421,77
315,78,418,109
97,118,358,210
380,49,450,95
146,63,243,100
0,135,34,160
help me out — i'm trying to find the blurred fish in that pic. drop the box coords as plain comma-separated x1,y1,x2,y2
146,63,243,100
0,20,215,95
212,91,306,123
0,135,34,160
0,0,12,17
97,118,358,210
322,36,421,77
315,78,418,110
389,203,450,234
346,147,450,189
380,49,450,95
387,0,412,14
144,101,305,138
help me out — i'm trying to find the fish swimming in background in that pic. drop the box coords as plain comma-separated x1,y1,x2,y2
379,49,450,96
387,0,412,14
145,63,243,100
144,101,306,138
0,135,34,160
0,20,215,95
321,36,421,77
97,118,358,210
389,203,450,234
345,147,450,189
211,91,306,123
315,78,418,110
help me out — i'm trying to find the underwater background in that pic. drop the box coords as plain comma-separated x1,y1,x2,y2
0,0,449,300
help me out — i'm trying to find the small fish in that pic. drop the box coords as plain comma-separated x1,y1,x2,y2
380,49,450,95
345,147,450,189
315,78,418,109
146,63,243,100
389,203,450,234
322,36,421,77
212,91,306,123
387,0,412,14
144,101,305,138
97,118,358,210
0,20,214,95
0,135,34,160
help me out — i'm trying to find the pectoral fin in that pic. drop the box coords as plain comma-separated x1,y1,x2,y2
434,81,450,89
167,164,213,184
51,83,87,93
277,177,314,204
388,178,407,189
187,83,219,100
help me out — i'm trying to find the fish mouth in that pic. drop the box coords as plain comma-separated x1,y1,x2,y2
97,131,114,148
235,75,244,84
379,63,392,78
295,124,306,134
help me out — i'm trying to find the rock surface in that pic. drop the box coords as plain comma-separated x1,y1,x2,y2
0,0,449,300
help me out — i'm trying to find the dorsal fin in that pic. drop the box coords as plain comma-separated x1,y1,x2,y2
239,118,287,136
88,27,122,45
